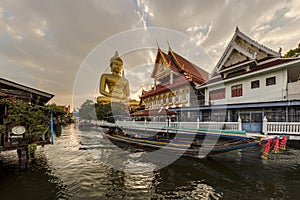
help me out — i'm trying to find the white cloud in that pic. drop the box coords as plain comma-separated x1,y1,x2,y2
186,22,213,46
34,28,45,37
284,0,300,19
134,0,153,29
33,19,47,37
250,1,300,40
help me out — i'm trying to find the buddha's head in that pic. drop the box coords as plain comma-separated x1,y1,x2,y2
110,51,123,75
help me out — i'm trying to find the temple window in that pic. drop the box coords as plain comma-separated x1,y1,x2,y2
251,80,260,89
182,93,187,102
175,94,180,103
231,84,243,97
168,96,173,104
163,97,167,104
158,99,161,105
209,88,226,100
266,76,276,86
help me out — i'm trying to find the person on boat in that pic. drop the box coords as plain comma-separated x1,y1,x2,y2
97,51,130,104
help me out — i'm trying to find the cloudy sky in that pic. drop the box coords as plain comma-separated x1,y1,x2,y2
1,0,300,108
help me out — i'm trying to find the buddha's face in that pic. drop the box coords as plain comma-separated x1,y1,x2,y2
110,60,123,75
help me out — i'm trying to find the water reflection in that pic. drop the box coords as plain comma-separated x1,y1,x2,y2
122,160,156,199
0,150,68,199
1,125,299,200
62,125,223,199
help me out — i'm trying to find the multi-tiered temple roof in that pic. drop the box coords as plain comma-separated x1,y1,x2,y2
140,47,209,99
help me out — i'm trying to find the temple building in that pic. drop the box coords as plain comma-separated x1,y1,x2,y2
135,47,209,121
174,27,300,133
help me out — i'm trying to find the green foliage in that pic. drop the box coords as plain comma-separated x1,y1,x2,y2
78,100,117,122
0,97,66,142
78,100,97,120
46,103,67,115
222,124,227,130
63,112,74,123
95,103,113,121
0,124,5,133
28,143,37,158
284,43,300,58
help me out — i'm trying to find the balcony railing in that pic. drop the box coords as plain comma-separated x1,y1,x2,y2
265,122,300,134
262,117,300,136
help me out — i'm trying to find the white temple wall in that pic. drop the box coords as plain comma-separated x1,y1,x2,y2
206,69,288,105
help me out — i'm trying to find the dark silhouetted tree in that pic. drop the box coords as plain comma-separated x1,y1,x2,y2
284,43,300,58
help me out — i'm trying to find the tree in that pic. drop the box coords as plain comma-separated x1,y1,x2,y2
284,43,300,58
78,100,97,120
78,100,118,122
95,103,113,121
78,100,131,122
0,96,66,142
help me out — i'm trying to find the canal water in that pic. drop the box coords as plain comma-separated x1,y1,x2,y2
1,125,300,200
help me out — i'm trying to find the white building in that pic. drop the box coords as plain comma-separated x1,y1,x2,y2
174,27,300,133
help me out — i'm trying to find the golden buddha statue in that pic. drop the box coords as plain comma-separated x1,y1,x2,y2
97,51,130,104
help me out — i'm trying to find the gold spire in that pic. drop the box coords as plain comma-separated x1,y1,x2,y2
158,48,170,67
168,47,184,71
110,51,122,64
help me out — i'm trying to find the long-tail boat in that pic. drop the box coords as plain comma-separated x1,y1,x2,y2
100,123,281,158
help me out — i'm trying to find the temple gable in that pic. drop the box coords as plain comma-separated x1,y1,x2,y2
212,27,281,79
151,49,171,80
224,49,248,67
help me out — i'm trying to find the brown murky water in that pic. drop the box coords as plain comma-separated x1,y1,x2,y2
1,125,300,199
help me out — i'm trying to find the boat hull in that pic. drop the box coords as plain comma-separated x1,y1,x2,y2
103,132,260,158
